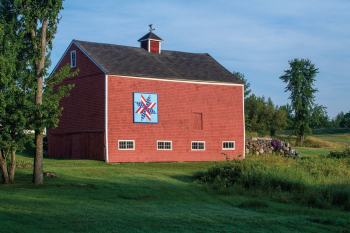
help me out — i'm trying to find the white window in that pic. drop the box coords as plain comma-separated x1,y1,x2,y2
118,140,135,150
191,141,205,151
157,141,172,150
222,141,235,150
70,50,76,68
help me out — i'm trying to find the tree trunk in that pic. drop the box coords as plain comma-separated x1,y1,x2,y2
0,150,9,184
300,135,305,146
33,132,44,184
9,150,16,184
32,19,48,185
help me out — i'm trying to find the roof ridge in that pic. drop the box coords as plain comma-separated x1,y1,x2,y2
73,39,208,56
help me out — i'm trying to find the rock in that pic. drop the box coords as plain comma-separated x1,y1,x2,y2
43,171,58,178
245,137,298,158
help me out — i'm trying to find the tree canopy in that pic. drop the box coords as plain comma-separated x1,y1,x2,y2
280,58,318,145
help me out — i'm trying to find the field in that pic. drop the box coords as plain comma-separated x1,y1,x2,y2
0,133,349,233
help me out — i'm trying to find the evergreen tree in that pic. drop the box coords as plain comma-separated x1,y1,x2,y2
233,71,251,99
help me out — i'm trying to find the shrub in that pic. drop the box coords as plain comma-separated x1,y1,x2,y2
328,148,350,159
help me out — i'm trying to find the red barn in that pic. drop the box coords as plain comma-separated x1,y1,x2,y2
48,29,245,163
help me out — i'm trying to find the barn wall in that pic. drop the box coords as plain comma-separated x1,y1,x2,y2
47,43,105,160
107,75,244,163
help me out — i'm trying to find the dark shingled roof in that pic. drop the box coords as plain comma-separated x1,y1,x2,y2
74,40,242,84
138,32,162,41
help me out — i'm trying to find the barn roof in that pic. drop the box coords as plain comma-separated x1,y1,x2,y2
138,32,162,41
73,40,243,84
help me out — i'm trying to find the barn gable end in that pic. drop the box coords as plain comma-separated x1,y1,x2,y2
48,43,106,160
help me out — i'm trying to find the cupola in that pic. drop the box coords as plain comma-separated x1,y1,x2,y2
138,24,162,54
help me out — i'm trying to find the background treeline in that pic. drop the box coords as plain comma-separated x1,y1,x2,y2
234,72,350,137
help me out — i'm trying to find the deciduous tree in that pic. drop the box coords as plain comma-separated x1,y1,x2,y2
16,0,65,184
280,59,318,145
0,0,30,184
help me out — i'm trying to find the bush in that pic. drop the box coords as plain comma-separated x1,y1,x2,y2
328,148,350,159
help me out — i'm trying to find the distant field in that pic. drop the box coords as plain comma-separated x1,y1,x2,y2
314,133,350,146
0,132,349,233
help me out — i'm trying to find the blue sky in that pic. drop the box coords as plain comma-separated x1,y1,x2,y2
51,0,350,117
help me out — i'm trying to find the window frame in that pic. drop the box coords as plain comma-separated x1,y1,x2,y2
156,140,173,151
191,141,206,151
222,141,236,150
118,140,135,150
70,50,77,68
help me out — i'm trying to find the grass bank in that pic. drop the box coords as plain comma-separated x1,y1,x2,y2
195,155,350,210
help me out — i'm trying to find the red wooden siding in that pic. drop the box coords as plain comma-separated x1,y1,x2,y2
150,40,160,53
47,44,105,160
107,75,244,163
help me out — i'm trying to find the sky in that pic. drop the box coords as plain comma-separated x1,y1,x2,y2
51,0,350,117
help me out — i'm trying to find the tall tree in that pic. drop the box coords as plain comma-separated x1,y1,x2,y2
233,71,251,99
17,0,65,184
0,0,31,184
280,59,318,145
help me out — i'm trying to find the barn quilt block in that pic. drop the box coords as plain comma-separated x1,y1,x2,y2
133,92,158,123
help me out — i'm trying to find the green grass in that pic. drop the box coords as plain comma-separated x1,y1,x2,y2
314,133,350,146
196,155,350,208
1,133,350,233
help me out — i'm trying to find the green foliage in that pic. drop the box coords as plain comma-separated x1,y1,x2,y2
310,104,330,129
0,0,73,184
328,148,350,159
280,58,318,144
245,94,288,136
29,65,76,131
196,155,350,210
233,71,251,98
339,112,350,128
331,111,350,128
0,0,31,153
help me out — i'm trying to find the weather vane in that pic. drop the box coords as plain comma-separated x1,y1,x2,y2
149,24,155,33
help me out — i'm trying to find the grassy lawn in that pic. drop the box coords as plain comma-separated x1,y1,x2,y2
0,134,349,233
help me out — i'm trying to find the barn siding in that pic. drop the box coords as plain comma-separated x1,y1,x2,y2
47,44,105,160
107,75,244,163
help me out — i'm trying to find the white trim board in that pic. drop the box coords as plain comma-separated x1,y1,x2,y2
110,74,244,87
104,74,109,162
242,85,246,158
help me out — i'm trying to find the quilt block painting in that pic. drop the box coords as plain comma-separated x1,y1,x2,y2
133,92,158,123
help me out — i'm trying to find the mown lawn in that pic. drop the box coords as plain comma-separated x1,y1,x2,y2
1,134,349,233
